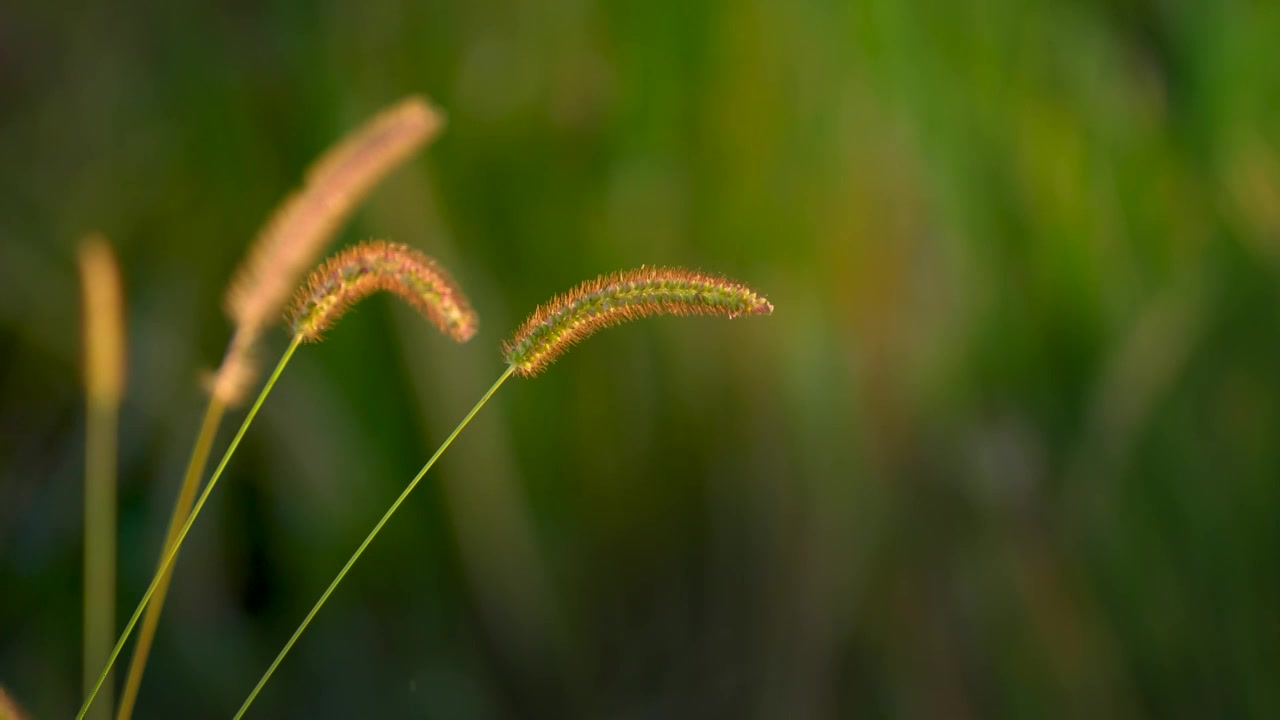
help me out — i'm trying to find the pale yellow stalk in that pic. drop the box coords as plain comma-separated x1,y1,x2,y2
79,236,126,720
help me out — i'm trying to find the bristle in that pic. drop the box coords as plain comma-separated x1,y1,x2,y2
212,96,444,405
289,240,477,343
503,266,773,377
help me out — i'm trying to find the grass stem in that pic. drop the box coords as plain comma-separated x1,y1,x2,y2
114,396,227,720
233,365,516,718
77,335,302,720
83,399,117,720
79,236,125,720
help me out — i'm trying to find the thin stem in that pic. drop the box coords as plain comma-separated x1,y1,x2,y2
84,398,118,720
234,365,517,719
77,336,303,720
115,395,227,720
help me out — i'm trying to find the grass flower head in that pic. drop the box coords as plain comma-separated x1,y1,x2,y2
290,240,477,342
503,266,773,377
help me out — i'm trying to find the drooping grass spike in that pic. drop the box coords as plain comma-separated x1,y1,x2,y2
214,95,444,406
291,240,477,343
504,266,773,376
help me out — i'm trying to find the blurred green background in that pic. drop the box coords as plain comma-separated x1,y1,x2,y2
3,0,1280,717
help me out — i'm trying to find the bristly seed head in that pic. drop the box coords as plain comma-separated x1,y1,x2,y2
503,266,773,377
211,95,444,405
226,96,443,338
290,240,477,342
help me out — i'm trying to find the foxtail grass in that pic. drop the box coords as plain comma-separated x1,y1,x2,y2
81,242,475,720
78,236,125,720
233,266,772,717
115,96,444,720
504,266,773,376
291,240,476,342
216,96,445,402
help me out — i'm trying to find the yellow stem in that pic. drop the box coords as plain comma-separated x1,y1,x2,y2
115,396,227,720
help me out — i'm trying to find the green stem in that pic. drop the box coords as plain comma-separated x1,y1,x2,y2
77,335,303,720
115,395,227,720
84,398,118,720
234,365,516,719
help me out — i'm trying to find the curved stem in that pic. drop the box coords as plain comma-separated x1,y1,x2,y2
234,365,516,719
115,395,227,720
77,335,303,720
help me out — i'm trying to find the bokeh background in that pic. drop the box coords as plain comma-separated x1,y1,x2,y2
3,0,1280,717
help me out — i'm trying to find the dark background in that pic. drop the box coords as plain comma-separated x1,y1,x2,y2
3,0,1280,717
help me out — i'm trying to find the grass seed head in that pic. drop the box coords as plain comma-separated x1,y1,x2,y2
290,240,477,343
503,266,773,377
211,95,443,405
